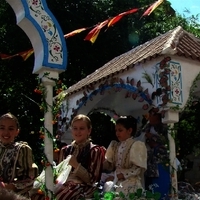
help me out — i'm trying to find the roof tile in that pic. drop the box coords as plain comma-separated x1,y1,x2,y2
66,26,200,96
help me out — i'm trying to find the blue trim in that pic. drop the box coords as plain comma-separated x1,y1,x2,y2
21,0,67,70
169,61,183,104
42,0,67,69
155,60,183,105
76,83,152,111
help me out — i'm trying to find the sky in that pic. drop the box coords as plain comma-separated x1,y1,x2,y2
168,0,200,17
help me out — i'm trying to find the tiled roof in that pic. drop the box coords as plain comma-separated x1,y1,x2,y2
66,26,200,96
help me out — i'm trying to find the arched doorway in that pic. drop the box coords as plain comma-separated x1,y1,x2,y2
89,112,117,148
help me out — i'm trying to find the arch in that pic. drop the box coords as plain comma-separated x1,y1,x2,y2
6,0,67,73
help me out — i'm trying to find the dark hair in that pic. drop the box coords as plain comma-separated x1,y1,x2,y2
0,113,20,129
116,116,137,135
0,188,28,200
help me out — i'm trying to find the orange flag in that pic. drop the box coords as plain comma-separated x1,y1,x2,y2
64,28,87,38
0,53,17,60
0,48,34,61
108,8,139,28
84,20,108,43
141,0,164,17
19,49,34,61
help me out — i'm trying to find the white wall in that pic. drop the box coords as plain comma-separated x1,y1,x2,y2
59,55,200,143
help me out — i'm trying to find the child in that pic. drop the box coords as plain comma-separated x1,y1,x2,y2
102,116,147,196
0,113,38,197
31,114,105,200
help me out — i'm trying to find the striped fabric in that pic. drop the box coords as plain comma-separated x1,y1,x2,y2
31,142,105,200
0,141,38,197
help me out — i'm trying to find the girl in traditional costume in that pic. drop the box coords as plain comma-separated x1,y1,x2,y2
101,116,147,196
0,113,38,197
32,114,105,200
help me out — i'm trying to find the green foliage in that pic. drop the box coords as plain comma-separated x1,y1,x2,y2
173,73,200,158
85,188,161,200
175,101,200,157
142,70,154,87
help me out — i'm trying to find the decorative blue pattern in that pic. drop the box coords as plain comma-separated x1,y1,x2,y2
155,60,183,106
21,0,67,70
169,61,183,105
76,83,153,111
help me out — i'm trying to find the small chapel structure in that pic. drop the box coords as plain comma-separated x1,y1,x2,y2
58,25,200,142
57,26,200,196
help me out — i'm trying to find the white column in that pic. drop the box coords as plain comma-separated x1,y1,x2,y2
162,110,179,199
168,124,178,199
40,71,58,198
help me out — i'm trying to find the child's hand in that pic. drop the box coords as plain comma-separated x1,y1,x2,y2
105,176,114,182
117,173,124,180
68,155,79,169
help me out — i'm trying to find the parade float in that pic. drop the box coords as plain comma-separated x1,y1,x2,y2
58,26,200,198
5,0,200,198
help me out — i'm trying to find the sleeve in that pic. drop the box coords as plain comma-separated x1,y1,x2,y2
103,140,117,171
73,146,105,185
117,141,147,179
13,144,38,190
105,140,116,162
58,145,68,164
130,141,147,170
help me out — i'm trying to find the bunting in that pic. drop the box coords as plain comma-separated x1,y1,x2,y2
108,8,139,28
73,0,163,43
0,48,34,61
84,20,109,43
64,28,88,38
0,0,165,59
0,53,17,60
141,0,164,17
20,49,34,61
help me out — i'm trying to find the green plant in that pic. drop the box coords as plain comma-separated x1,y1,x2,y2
142,70,154,88
84,188,161,200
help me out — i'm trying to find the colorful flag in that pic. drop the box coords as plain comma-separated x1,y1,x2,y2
84,20,108,43
20,49,34,61
0,53,16,60
108,8,138,28
64,28,87,38
141,0,164,17
0,48,34,61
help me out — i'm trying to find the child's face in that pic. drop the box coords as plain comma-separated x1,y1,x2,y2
0,118,19,145
71,119,91,144
115,124,132,142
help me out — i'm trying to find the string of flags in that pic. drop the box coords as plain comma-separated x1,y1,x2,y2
0,48,34,61
0,0,164,61
66,0,164,43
